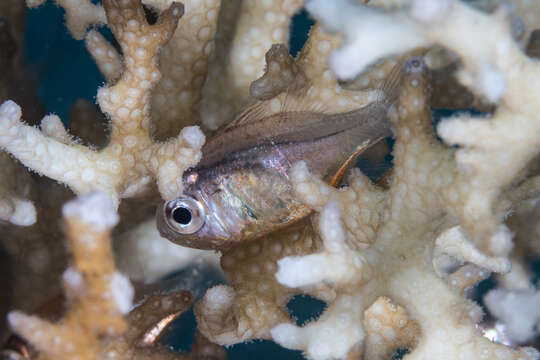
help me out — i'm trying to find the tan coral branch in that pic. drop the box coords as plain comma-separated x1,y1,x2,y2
8,192,129,360
362,297,419,360
85,30,122,84
150,0,221,140
7,192,226,360
0,0,205,206
200,0,303,130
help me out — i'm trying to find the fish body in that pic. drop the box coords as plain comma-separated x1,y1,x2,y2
157,99,394,250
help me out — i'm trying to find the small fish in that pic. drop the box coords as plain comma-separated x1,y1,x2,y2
157,66,403,250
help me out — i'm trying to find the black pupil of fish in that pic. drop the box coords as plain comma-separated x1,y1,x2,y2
173,207,192,225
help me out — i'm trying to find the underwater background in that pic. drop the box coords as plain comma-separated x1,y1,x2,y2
22,1,540,359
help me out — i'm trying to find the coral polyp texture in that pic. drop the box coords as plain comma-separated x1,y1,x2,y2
7,192,226,360
269,57,532,360
1,0,540,359
0,0,205,207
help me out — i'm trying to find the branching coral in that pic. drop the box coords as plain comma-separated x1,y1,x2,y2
269,55,539,359
0,152,37,227
1,0,208,340
6,192,226,360
469,0,540,44
8,192,132,359
194,3,540,357
0,0,205,207
362,296,419,360
0,7,42,227
481,195,540,345
193,22,403,346
85,30,123,85
0,11,60,324
26,0,106,40
308,0,540,256
251,24,391,117
195,223,327,345
484,288,540,344
202,0,540,357
149,0,221,139
198,0,304,130
1,0,349,343
0,179,73,335
2,0,540,358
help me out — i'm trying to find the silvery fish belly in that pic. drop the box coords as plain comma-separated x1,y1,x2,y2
156,96,395,250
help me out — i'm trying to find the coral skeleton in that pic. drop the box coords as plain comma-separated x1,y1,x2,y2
484,288,540,344
114,217,220,283
1,0,540,359
195,1,540,355
0,7,40,227
0,0,205,207
198,0,303,130
307,0,540,256
267,57,539,359
7,192,225,359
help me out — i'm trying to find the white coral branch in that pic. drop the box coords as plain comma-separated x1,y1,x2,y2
484,288,540,343
308,0,540,256
291,161,383,247
62,191,119,231
85,30,122,83
40,114,74,145
271,294,366,360
435,225,511,274
0,100,119,201
276,202,371,288
306,0,424,81
5,0,204,206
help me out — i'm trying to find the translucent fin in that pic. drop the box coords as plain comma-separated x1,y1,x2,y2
279,86,328,114
377,56,407,105
330,139,373,187
223,51,409,132
222,87,327,131
220,100,274,131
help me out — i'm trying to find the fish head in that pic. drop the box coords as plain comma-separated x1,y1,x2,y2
156,188,237,250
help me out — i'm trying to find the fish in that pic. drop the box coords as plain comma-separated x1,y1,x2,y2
156,63,404,250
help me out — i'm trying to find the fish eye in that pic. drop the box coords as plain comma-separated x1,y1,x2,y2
172,206,192,225
164,197,205,234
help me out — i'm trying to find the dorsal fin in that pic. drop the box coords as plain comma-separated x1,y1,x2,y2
279,86,328,114
222,49,408,132
221,85,327,133
378,56,405,105
220,100,274,131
